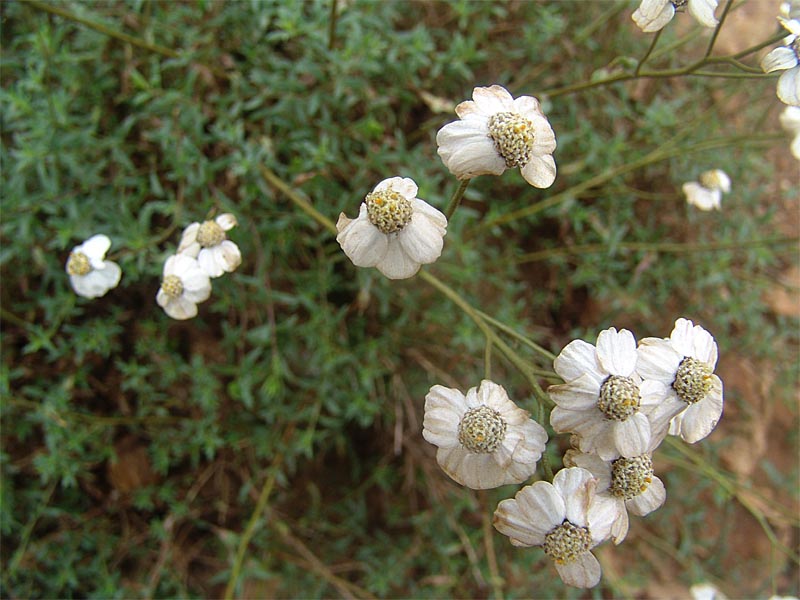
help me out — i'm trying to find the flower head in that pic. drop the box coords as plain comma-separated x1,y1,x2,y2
548,327,682,460
564,448,666,544
682,169,731,211
779,105,800,159
65,234,122,299
636,318,723,443
422,380,547,489
632,0,719,32
177,213,242,278
156,254,212,320
436,85,557,188
336,177,447,280
760,18,800,106
493,467,618,588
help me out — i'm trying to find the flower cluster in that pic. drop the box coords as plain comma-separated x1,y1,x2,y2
65,214,242,320
632,0,719,33
157,213,242,320
761,17,800,106
421,318,723,588
683,169,731,211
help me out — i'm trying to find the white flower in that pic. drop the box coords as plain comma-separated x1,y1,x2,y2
691,583,730,600
779,105,800,159
761,18,800,106
564,449,666,544
336,177,447,280
636,318,724,443
682,169,731,211
65,234,122,299
156,254,212,320
548,327,683,460
422,380,548,489
177,213,241,278
493,467,618,588
435,85,557,188
632,0,719,32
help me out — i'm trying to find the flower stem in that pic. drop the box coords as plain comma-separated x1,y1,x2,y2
635,29,663,76
445,179,471,220
705,0,733,59
327,0,339,50
260,165,337,234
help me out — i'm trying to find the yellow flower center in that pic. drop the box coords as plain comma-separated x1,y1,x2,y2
365,189,413,234
487,112,536,168
610,455,654,500
597,375,640,421
457,405,507,454
197,220,225,247
673,357,713,404
66,251,91,276
543,520,592,564
161,274,184,299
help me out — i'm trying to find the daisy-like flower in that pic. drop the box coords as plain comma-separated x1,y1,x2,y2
156,254,212,320
636,318,723,444
177,213,241,278
435,85,557,188
682,169,731,211
493,467,618,588
422,380,548,490
761,18,800,106
632,0,719,32
65,234,122,299
548,328,683,460
564,448,666,544
779,105,800,159
336,177,447,280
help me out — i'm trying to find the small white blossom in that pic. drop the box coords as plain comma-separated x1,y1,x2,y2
682,169,731,211
564,448,666,544
65,234,122,299
336,177,447,280
632,0,719,32
637,318,724,443
549,327,683,460
422,380,547,489
177,213,241,278
435,85,557,188
779,105,800,159
156,254,212,320
761,18,800,106
493,467,618,588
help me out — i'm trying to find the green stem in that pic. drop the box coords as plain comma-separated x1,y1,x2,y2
444,179,471,221
327,0,339,51
516,236,800,263
260,165,337,235
704,0,733,58
635,29,662,76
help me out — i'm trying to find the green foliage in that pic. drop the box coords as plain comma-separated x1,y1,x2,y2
1,1,797,598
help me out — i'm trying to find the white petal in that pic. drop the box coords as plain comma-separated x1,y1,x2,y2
554,338,604,382
588,493,624,544
471,85,515,115
376,241,421,279
548,374,601,411
177,223,201,255
215,213,238,231
336,209,388,268
633,0,675,32
515,481,566,535
437,448,510,489
683,182,721,211
77,234,111,261
674,377,723,442
688,0,719,27
69,262,121,299
396,212,446,266
520,154,557,189
511,95,544,119
636,338,682,382
614,412,651,457
762,47,799,73
627,476,666,516
163,296,199,320
374,176,418,199
596,328,637,377
554,552,602,588
554,467,596,526
777,67,800,106
564,451,612,491
436,119,506,179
